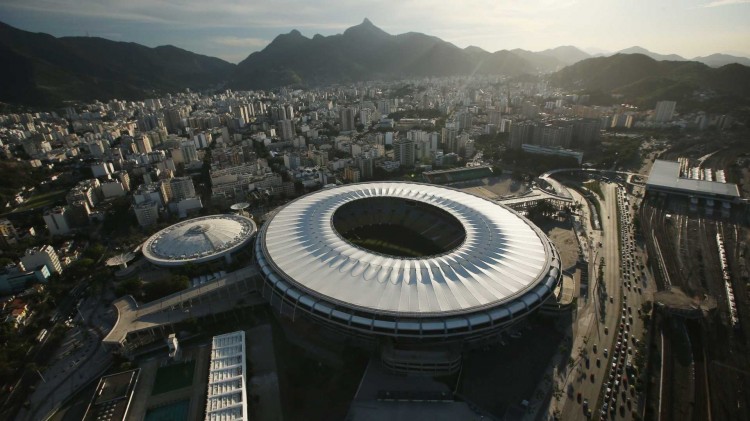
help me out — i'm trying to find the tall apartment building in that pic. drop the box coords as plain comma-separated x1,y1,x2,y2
134,201,160,227
356,156,374,180
510,121,536,150
276,119,295,141
66,179,102,209
394,138,416,167
160,176,196,203
339,107,356,132
489,109,503,127
343,166,361,183
457,112,473,131
180,140,199,164
135,135,152,154
164,107,189,134
21,245,63,274
654,101,676,123
441,126,459,154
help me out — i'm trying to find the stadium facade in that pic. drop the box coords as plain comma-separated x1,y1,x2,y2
255,182,562,373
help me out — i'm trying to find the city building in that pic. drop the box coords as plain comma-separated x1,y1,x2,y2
160,176,197,203
44,207,71,237
654,100,677,123
645,160,740,204
521,144,584,164
134,201,160,227
276,119,295,141
0,264,50,294
82,369,140,421
20,244,63,274
0,218,19,247
393,138,415,167
339,107,356,132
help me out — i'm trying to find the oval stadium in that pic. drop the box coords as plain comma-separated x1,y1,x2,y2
255,182,562,372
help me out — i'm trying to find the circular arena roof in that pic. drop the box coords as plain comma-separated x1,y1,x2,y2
257,182,560,327
142,214,256,266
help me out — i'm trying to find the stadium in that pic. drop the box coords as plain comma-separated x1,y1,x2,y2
255,182,562,372
142,214,256,267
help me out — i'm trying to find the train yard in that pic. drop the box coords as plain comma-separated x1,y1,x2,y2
641,193,750,421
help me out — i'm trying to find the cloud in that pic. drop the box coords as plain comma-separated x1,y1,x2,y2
703,0,750,7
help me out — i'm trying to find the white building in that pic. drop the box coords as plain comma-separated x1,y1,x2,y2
43,206,72,236
21,244,63,274
100,180,127,199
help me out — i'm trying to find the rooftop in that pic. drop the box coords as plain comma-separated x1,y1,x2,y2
142,214,256,266
206,331,248,421
646,160,740,198
260,182,557,317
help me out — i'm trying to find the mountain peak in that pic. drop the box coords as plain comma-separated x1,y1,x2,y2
343,18,390,39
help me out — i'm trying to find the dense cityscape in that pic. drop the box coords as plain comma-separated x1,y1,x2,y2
0,6,750,421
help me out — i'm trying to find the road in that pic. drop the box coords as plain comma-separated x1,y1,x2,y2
17,292,116,421
557,181,655,421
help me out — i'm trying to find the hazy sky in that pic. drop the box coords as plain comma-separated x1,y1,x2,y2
1,0,749,63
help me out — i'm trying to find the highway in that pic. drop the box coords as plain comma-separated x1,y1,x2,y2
557,181,656,421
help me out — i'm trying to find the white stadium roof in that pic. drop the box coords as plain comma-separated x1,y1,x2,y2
142,215,256,266
260,182,556,317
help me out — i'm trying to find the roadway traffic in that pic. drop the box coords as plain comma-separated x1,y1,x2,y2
557,180,655,421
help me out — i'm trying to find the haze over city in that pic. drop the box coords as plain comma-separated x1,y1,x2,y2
1,0,749,62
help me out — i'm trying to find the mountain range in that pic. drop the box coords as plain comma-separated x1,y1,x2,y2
550,53,750,105
0,21,234,106
0,19,748,106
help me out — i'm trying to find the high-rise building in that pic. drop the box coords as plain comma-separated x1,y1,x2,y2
510,121,536,150
343,166,361,183
356,156,374,180
489,109,503,127
654,101,676,123
160,177,196,203
135,135,152,154
180,140,199,164
339,107,356,132
134,201,160,227
276,119,295,141
21,245,63,274
457,112,473,131
441,126,459,154
572,119,602,149
533,123,573,148
284,153,301,170
394,138,415,167
164,107,188,134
